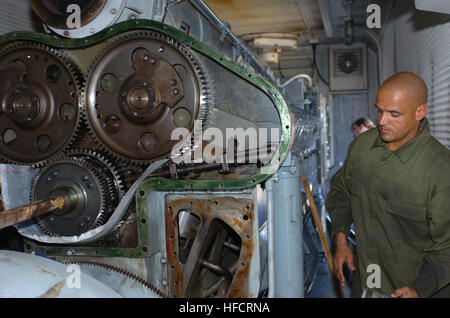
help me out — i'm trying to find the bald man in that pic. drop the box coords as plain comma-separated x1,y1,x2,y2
326,72,450,298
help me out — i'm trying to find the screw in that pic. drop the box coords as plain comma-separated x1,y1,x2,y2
143,55,149,61
150,59,156,65
161,280,167,286
173,88,179,95
161,258,167,264
110,8,117,15
49,217,55,223
67,249,76,256
87,183,94,190
82,175,89,182
159,47,164,52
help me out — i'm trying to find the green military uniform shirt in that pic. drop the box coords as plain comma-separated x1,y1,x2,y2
325,118,450,297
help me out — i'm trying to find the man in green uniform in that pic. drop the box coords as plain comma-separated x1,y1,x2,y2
326,72,450,298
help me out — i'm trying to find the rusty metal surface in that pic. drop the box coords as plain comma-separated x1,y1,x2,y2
165,196,256,298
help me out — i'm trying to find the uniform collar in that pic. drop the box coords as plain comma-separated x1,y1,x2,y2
371,118,431,164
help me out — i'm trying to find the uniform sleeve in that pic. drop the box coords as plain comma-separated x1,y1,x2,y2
412,185,450,297
325,141,356,239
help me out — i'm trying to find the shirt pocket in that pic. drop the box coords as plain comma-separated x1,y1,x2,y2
386,198,427,222
384,198,430,252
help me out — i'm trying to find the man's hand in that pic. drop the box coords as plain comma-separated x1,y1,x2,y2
391,287,419,298
333,232,356,288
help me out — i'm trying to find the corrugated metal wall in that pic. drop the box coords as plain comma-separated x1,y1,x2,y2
383,1,450,148
0,0,42,34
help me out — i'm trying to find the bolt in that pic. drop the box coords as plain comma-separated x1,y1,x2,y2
161,258,167,264
53,171,59,177
82,175,89,182
173,88,179,95
159,47,164,53
139,132,157,152
87,183,94,190
47,177,52,182
150,59,156,65
161,279,167,286
141,81,148,87
143,55,149,61
110,8,117,15
67,249,76,256
79,223,84,228
49,217,55,223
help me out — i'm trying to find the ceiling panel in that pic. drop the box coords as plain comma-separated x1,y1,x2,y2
204,0,324,36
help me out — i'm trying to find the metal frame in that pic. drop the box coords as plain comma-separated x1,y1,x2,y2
0,19,292,257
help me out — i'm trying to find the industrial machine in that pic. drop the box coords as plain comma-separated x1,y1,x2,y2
0,0,324,298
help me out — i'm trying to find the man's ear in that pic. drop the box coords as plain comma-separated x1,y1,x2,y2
416,104,428,121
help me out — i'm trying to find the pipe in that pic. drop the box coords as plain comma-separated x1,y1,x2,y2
265,177,275,298
355,26,383,84
278,74,313,89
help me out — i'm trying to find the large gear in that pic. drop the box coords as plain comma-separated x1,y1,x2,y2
85,31,214,165
30,153,122,236
0,41,84,166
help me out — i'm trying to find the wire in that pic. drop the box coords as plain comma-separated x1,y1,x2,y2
277,58,285,79
312,44,329,86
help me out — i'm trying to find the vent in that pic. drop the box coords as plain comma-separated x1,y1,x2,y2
329,44,368,91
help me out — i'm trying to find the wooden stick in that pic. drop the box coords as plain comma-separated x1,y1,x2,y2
0,168,4,212
0,197,65,230
301,176,345,298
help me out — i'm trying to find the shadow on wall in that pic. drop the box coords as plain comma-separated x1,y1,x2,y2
390,0,450,30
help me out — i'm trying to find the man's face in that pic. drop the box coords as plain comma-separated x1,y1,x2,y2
375,89,421,147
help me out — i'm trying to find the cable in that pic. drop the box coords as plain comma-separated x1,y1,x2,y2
277,59,285,79
312,44,329,86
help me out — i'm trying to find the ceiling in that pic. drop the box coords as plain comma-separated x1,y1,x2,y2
204,0,381,77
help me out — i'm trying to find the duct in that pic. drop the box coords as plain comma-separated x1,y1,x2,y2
271,153,304,297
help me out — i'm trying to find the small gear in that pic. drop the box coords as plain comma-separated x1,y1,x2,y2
0,41,84,166
84,30,214,165
63,148,125,224
30,157,112,236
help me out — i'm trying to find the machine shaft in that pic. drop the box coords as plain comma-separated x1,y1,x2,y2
0,197,65,230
